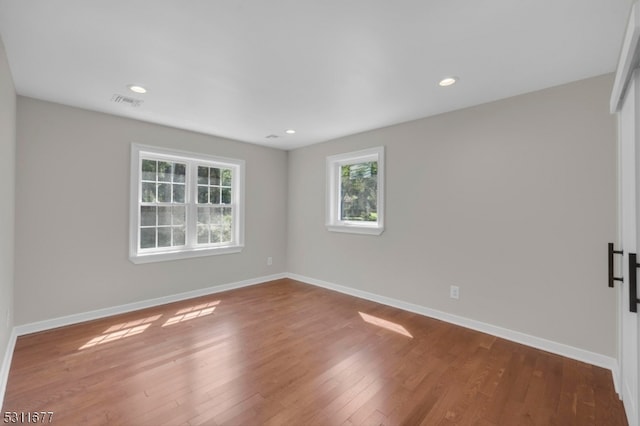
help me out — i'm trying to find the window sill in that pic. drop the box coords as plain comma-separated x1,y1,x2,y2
326,224,384,236
130,245,243,264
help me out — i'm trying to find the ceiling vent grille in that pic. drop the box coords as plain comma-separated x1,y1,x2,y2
111,94,143,107
265,134,279,139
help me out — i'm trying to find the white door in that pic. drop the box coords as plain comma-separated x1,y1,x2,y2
619,70,639,426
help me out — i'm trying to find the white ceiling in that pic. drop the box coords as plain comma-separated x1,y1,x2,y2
0,0,634,150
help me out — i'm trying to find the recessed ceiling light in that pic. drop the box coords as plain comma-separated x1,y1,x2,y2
285,129,296,134
128,85,147,94
438,77,458,87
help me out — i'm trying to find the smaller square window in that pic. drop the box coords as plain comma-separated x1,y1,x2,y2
326,146,385,235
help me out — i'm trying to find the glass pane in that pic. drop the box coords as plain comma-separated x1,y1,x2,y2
142,182,156,202
140,228,156,249
198,186,209,204
140,206,156,226
197,225,209,244
211,187,221,204
210,168,221,185
157,183,171,202
141,159,156,181
222,207,233,241
221,188,231,204
173,226,185,246
212,207,222,224
173,163,186,183
223,207,233,228
210,226,221,243
340,161,378,222
198,186,208,204
173,184,185,203
197,207,209,225
198,166,208,184
223,206,232,242
158,162,172,182
222,225,231,243
158,206,171,226
173,206,185,226
158,227,172,247
221,169,232,186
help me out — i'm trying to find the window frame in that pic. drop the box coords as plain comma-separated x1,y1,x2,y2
326,146,385,235
129,144,245,264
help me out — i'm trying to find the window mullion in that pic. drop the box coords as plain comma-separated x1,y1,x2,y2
336,163,343,224
186,160,197,249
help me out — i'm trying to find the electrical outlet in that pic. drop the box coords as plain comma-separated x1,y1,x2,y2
267,256,273,266
450,285,460,300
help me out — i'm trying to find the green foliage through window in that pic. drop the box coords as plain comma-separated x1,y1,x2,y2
340,161,378,222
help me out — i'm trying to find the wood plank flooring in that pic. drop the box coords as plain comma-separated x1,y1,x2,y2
2,278,627,425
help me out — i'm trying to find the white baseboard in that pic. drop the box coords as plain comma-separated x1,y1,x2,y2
287,273,620,385
14,273,287,337
0,327,17,407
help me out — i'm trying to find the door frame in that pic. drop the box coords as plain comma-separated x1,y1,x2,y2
611,3,640,425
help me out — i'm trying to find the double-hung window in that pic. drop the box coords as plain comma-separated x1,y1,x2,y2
326,146,385,235
130,144,244,263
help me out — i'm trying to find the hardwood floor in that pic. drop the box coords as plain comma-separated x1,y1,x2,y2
2,278,627,425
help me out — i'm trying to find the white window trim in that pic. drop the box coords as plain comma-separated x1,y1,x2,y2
129,144,245,264
326,146,385,236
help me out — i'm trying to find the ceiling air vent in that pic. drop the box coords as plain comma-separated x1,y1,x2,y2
265,134,279,139
111,94,143,107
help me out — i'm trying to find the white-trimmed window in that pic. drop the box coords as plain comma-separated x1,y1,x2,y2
130,144,244,263
326,146,384,235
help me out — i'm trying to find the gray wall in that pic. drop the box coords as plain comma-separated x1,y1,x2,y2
0,39,15,366
10,73,619,359
14,98,288,325
287,74,617,357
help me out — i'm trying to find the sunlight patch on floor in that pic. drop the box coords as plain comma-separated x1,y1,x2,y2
162,300,221,327
358,312,413,338
103,315,162,333
78,314,162,350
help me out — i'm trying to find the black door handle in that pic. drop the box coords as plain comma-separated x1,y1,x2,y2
609,243,623,287
629,253,639,313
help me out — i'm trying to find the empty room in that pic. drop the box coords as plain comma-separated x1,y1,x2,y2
1,0,639,425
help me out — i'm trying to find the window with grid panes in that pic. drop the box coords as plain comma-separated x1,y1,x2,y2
326,146,384,235
130,144,244,264
196,166,233,245
140,159,187,249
